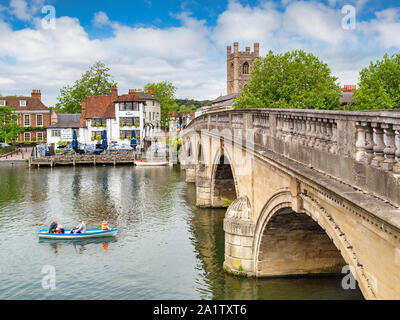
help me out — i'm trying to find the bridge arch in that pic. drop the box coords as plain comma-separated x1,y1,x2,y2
252,190,376,299
210,146,238,207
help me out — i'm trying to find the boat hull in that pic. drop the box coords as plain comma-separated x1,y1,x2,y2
134,160,169,166
38,228,117,239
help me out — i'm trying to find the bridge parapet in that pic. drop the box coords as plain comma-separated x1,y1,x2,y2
185,108,400,206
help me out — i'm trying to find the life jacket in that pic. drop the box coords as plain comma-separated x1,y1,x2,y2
102,221,109,230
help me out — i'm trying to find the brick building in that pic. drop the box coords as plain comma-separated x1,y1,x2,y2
0,90,51,142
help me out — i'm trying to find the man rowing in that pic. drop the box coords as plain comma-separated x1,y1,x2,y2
71,219,86,234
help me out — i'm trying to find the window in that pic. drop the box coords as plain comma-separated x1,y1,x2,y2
120,130,140,139
119,102,139,111
20,100,27,107
0,100,5,106
52,130,61,137
90,118,107,126
91,131,103,137
24,114,30,127
152,101,155,106
243,62,249,74
24,132,30,141
120,117,140,127
37,132,43,141
36,114,43,126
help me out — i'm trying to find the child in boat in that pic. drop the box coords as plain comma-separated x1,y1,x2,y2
102,221,111,231
55,225,65,234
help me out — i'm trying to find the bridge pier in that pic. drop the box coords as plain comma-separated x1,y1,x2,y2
185,164,196,183
195,164,212,207
223,197,256,276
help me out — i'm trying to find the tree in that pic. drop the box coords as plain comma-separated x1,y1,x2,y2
352,53,400,110
144,81,177,129
0,107,23,143
56,61,117,114
234,50,342,110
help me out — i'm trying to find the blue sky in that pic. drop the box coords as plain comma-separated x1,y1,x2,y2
0,0,399,106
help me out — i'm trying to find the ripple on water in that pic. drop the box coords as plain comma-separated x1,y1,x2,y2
0,166,364,300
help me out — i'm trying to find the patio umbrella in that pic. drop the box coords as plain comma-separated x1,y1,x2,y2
72,130,78,152
130,131,137,151
101,130,108,150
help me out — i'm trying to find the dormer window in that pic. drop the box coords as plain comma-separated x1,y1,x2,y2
0,100,5,106
20,100,27,107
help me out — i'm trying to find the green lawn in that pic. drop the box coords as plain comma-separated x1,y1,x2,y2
0,146,16,156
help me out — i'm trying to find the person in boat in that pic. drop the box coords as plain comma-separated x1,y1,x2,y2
101,221,111,231
71,219,86,234
55,225,65,234
48,219,58,233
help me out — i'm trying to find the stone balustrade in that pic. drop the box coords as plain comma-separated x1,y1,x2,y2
185,108,400,206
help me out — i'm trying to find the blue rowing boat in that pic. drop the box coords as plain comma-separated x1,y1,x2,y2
38,228,117,240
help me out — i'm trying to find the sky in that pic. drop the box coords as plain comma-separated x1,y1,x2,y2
0,0,399,107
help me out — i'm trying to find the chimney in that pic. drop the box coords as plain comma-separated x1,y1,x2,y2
31,89,41,101
50,107,58,125
147,88,153,95
254,43,259,57
80,100,86,128
110,85,118,97
128,89,137,95
343,85,356,92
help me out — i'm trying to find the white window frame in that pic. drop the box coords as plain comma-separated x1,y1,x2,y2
37,132,43,141
36,114,43,127
51,129,61,137
0,100,6,106
20,100,27,107
24,132,31,141
24,114,30,127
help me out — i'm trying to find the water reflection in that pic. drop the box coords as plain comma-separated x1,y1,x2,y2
39,238,117,255
0,166,364,300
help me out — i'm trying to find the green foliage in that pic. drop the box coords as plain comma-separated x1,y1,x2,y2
0,106,24,143
221,197,233,208
175,99,211,110
56,61,117,114
352,53,400,110
234,50,342,110
144,81,176,129
0,146,15,156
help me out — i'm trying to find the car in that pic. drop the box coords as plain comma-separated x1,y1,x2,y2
0,142,11,148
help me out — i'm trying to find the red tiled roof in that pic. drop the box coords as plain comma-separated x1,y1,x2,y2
113,94,143,103
1,96,49,111
82,95,115,119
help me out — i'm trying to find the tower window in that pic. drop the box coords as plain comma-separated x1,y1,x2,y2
243,62,249,74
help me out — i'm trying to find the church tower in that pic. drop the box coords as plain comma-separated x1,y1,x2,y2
227,42,259,95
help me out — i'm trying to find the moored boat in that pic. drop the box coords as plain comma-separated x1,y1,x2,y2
134,160,169,166
38,228,117,239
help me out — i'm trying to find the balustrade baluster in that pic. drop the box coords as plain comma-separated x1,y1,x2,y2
355,121,368,163
329,120,338,154
308,117,316,148
371,123,385,168
394,125,400,174
361,122,374,165
382,124,396,171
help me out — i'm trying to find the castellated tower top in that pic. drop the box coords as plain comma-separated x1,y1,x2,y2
227,42,260,95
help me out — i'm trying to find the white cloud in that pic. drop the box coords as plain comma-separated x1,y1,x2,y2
9,0,46,21
93,11,112,28
0,1,400,107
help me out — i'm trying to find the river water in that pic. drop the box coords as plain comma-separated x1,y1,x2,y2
0,166,363,300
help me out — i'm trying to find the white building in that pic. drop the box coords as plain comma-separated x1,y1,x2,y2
47,86,161,150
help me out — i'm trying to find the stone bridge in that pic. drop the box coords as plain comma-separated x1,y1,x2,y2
180,108,400,300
